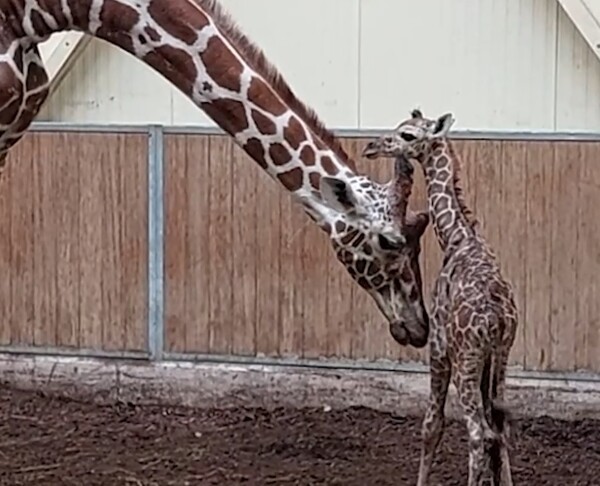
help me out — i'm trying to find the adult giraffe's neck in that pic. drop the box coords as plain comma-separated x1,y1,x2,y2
422,139,475,252
15,0,356,220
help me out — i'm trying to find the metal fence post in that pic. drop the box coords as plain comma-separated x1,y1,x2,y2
148,125,165,361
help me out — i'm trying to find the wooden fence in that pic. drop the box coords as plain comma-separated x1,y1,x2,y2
0,127,598,374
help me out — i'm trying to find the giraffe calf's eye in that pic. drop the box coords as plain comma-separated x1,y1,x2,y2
378,234,401,251
400,133,417,142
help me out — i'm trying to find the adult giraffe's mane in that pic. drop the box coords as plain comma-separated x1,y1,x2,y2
197,0,356,171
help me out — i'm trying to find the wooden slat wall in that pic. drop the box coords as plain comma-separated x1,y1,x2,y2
0,132,148,352
0,131,598,373
164,135,600,373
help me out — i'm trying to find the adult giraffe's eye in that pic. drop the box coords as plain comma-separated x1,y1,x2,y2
378,234,401,251
400,133,417,142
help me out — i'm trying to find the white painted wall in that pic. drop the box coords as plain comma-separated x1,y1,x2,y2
37,0,600,132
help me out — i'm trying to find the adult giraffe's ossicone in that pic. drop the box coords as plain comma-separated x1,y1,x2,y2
0,0,430,347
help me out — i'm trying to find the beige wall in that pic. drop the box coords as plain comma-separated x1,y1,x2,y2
38,0,600,132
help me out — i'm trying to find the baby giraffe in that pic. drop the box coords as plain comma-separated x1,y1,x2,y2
362,109,518,486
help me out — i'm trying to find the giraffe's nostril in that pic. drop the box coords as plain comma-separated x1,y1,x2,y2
389,321,409,345
410,329,428,348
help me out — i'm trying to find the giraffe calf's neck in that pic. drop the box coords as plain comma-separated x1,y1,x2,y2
420,138,476,253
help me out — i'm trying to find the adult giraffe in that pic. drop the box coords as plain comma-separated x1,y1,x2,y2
0,0,431,346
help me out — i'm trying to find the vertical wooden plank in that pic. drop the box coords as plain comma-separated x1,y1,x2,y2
231,144,257,356
32,134,58,347
499,141,528,368
324,254,354,359
577,142,600,372
119,134,147,351
185,136,211,353
54,133,80,347
254,164,280,356
100,137,123,351
0,147,11,345
300,219,330,359
456,139,480,229
524,142,553,370
549,142,580,371
164,135,188,353
278,190,305,357
207,136,233,354
9,137,35,346
78,135,105,350
470,140,504,250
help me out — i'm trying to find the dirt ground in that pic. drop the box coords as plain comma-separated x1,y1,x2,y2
0,386,599,485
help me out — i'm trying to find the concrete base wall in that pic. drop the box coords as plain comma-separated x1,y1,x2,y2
2,354,600,421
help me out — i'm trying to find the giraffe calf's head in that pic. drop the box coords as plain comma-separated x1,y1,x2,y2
319,174,430,348
361,108,455,162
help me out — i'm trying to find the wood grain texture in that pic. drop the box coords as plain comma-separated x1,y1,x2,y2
165,134,600,373
524,142,554,370
0,131,594,372
207,136,234,355
576,142,600,371
231,144,257,356
164,135,211,353
499,141,528,367
0,132,148,352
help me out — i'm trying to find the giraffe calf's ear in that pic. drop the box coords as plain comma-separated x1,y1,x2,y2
431,113,455,137
320,176,361,214
411,108,423,119
405,210,430,239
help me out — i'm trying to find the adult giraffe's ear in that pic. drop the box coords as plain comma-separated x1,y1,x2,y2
404,210,430,239
320,176,362,215
431,113,455,138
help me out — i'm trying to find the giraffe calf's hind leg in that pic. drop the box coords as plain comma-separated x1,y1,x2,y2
453,362,491,486
492,350,515,486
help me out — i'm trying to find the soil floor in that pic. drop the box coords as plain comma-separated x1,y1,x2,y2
0,386,599,485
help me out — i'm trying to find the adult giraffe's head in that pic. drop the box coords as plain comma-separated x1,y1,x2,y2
313,160,430,348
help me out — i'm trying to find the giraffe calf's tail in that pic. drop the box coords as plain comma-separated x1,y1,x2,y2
481,353,511,486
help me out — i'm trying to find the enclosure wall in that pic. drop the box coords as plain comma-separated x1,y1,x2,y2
1,127,598,373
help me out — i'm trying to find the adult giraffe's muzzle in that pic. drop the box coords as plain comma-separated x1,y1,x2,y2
389,307,429,348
